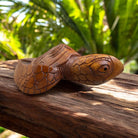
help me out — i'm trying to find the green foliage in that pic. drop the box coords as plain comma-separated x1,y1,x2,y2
21,136,29,138
0,9,25,60
0,127,5,133
0,0,137,72
124,60,138,73
0,30,24,60
104,0,138,62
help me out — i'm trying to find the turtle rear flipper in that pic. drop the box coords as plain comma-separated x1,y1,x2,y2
14,60,62,94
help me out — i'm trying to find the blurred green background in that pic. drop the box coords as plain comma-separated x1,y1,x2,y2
0,0,138,73
0,0,138,137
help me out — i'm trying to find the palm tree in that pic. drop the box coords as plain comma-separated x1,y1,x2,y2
0,0,137,72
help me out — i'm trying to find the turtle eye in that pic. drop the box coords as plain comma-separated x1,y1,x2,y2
98,65,109,73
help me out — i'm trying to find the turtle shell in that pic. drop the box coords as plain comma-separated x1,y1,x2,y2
14,44,80,94
33,44,80,67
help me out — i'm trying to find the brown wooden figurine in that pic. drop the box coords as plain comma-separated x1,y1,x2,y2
14,44,124,94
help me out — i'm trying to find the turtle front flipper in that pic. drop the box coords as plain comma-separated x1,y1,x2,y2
14,59,62,94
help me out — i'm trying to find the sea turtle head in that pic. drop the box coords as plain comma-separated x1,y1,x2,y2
68,54,124,85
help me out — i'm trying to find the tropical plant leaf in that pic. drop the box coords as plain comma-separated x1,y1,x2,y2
104,0,138,63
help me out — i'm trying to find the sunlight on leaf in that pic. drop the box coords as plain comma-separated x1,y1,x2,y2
0,30,24,59
63,0,82,18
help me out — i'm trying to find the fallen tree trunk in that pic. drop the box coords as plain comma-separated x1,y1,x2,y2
0,60,138,138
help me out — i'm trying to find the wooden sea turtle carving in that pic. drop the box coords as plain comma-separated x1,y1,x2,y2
14,44,124,94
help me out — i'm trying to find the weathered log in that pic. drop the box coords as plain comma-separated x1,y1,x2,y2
0,60,138,138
